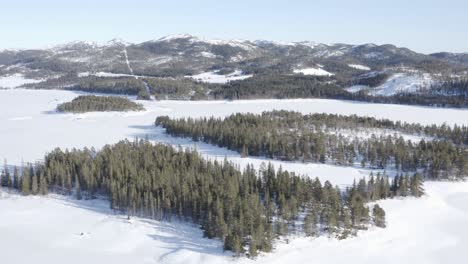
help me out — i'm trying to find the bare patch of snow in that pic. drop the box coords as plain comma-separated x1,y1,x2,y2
199,51,217,58
187,70,252,84
369,73,433,96
0,74,43,88
349,64,371,71
346,85,368,93
293,68,334,76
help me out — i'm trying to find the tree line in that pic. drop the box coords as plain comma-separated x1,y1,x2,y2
56,95,145,113
156,111,467,180
210,74,467,108
23,71,467,107
0,140,424,257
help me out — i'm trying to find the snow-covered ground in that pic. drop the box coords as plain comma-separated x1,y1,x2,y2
187,70,252,84
370,73,434,96
293,67,334,76
348,64,371,71
347,73,434,96
0,89,466,171
0,73,43,88
78,72,135,78
0,88,467,263
1,181,466,264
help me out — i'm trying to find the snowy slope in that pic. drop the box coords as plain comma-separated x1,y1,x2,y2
187,70,252,84
1,181,467,264
369,73,434,96
347,73,435,96
293,67,334,76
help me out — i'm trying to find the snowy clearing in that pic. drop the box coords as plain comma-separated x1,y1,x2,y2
348,64,371,71
0,73,43,88
370,73,434,96
78,72,135,78
348,73,434,96
187,70,252,84
1,181,466,264
293,67,334,76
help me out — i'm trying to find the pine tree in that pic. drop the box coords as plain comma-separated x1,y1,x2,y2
410,173,424,197
21,166,30,195
31,172,39,195
372,204,386,228
13,166,19,190
304,209,318,236
39,172,48,195
75,179,82,200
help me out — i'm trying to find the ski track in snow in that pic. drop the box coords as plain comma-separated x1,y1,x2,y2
123,47,134,76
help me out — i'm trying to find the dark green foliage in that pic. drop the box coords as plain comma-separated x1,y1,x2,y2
68,76,147,95
145,78,211,100
57,95,144,113
1,161,12,188
431,78,468,97
21,165,31,195
372,204,386,228
353,73,390,88
1,139,418,256
156,111,468,179
211,74,350,100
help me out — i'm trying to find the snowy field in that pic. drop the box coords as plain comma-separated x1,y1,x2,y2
0,89,466,184
0,73,43,88
1,181,467,264
293,67,334,76
187,70,252,84
0,88,467,263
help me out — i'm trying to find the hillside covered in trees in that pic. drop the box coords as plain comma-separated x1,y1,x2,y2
23,71,468,108
0,139,425,257
156,111,468,180
57,95,145,113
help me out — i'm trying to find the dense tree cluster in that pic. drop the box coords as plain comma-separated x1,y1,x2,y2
209,74,467,108
0,140,426,257
211,74,350,100
67,76,148,95
23,71,467,107
431,78,468,97
144,77,211,100
351,73,390,88
56,95,144,113
156,111,467,180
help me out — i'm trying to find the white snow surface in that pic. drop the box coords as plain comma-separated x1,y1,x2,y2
0,73,43,88
293,67,334,76
371,73,434,96
0,89,466,185
0,89,467,263
1,181,467,264
187,70,252,84
346,73,435,96
348,64,371,71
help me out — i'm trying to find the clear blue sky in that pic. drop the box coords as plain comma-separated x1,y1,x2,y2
1,0,466,54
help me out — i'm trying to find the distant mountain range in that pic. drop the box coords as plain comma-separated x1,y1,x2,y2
1,34,467,80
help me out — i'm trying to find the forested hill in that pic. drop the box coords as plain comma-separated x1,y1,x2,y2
2,34,468,108
156,111,468,180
